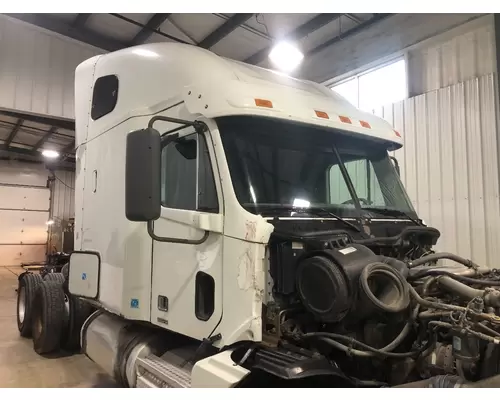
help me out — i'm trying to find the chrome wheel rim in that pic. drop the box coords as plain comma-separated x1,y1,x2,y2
64,294,70,316
18,286,26,323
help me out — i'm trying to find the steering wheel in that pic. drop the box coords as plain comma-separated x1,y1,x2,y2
342,198,371,206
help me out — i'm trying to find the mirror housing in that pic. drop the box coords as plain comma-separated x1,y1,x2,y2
390,156,401,176
125,128,161,221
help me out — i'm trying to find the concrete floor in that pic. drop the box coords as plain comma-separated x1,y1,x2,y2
0,266,118,388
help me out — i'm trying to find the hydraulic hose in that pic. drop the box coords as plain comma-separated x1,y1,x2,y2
303,332,433,359
409,270,500,286
379,305,420,352
407,284,500,324
476,322,500,338
421,276,438,296
407,252,480,270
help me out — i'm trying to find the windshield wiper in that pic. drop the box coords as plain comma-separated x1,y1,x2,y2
244,203,362,233
361,207,422,226
310,207,363,233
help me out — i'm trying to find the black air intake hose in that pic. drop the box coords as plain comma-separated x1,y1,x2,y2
359,262,410,314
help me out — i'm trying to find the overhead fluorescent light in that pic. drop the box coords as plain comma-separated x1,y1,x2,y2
269,42,304,72
42,149,60,159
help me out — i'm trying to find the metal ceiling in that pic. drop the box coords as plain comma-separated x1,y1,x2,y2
0,110,75,168
5,13,392,68
0,13,394,167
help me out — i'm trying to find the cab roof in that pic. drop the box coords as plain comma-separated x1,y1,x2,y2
75,43,402,149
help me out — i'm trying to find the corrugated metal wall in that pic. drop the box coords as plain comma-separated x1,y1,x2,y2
408,15,495,96
51,169,75,222
375,74,500,268
307,13,485,84
0,15,101,119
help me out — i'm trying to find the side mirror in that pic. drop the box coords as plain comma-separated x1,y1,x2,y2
390,156,401,177
125,128,161,221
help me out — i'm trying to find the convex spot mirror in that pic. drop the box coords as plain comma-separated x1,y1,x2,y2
125,127,161,222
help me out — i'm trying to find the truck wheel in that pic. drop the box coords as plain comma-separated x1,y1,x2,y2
44,272,65,284
17,273,43,337
64,295,93,351
31,281,66,355
61,263,69,281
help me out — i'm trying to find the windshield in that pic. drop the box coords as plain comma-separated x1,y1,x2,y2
217,116,417,220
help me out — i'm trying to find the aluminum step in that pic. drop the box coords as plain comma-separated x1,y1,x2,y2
136,354,192,388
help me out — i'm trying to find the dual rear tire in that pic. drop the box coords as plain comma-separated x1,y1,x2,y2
16,272,93,355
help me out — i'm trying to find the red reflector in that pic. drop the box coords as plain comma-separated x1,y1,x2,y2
255,98,273,108
360,120,371,129
394,130,401,137
339,116,352,124
315,110,329,119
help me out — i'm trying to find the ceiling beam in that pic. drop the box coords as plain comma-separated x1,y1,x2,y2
0,145,75,168
307,14,393,57
345,14,363,24
0,110,75,131
5,13,126,51
129,13,172,45
32,126,57,152
244,13,343,65
62,141,75,154
74,14,92,29
111,14,189,45
199,13,254,49
4,119,24,148
61,141,75,161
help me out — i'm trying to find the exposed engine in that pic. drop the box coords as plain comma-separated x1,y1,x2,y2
236,223,500,387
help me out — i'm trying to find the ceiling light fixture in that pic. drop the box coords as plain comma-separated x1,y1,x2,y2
41,149,60,159
269,42,304,72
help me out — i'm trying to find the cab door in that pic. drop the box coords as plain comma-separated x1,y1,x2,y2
150,128,223,340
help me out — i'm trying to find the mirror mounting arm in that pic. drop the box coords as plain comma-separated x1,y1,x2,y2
389,156,401,176
147,221,209,245
148,115,208,135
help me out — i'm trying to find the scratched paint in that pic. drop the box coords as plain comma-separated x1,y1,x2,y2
237,247,254,290
245,220,257,241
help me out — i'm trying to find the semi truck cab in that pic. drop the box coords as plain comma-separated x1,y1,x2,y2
67,42,439,387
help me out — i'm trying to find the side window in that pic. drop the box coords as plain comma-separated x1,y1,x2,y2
91,75,119,120
160,133,219,212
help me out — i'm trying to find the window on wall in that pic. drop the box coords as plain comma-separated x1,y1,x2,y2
331,58,407,112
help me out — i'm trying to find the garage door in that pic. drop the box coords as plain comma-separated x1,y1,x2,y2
0,161,49,267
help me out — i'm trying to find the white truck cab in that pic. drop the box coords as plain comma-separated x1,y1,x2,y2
68,42,438,388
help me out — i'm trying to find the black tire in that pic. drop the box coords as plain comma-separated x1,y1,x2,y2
17,273,43,337
44,272,65,284
63,295,93,351
31,281,66,354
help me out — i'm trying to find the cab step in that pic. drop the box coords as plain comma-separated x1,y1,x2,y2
136,354,192,388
